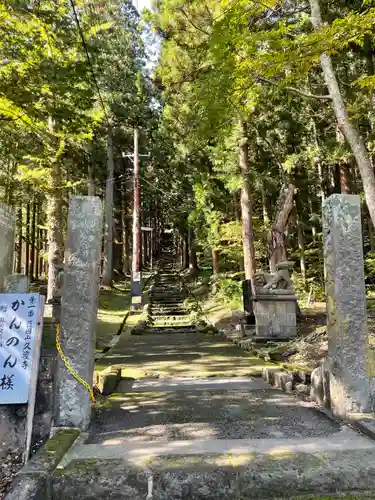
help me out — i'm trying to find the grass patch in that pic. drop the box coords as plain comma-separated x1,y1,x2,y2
96,281,131,350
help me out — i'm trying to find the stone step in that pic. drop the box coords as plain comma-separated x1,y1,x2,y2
149,303,185,309
150,294,185,299
151,299,186,305
53,447,375,499
150,310,186,316
55,395,375,500
150,321,194,328
148,326,197,334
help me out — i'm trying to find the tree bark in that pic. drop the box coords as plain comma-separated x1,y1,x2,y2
132,127,142,274
182,232,189,270
260,181,270,226
212,248,219,276
121,178,130,275
46,160,64,302
239,125,257,284
25,201,30,276
188,228,199,274
310,0,375,226
102,128,114,286
369,215,375,252
35,204,40,281
16,205,22,274
30,200,37,281
87,162,95,196
267,183,295,273
297,214,306,284
340,164,351,194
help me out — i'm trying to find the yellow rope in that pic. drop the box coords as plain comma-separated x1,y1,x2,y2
56,324,95,402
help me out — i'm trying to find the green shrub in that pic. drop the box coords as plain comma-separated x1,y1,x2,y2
216,278,242,305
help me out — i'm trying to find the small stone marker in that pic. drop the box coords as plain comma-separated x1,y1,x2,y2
131,270,142,310
0,203,16,292
323,194,373,416
56,196,103,430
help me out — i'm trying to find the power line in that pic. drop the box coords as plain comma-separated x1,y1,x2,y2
69,0,110,124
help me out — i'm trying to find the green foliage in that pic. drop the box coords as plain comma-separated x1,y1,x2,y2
215,277,242,306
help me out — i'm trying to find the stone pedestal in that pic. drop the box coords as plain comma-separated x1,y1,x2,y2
0,203,15,292
131,271,142,311
55,196,102,429
253,294,297,339
323,194,374,416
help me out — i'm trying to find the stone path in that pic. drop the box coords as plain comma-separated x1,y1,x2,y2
54,265,375,499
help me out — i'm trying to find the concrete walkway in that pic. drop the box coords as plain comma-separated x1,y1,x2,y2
54,327,375,499
95,330,271,378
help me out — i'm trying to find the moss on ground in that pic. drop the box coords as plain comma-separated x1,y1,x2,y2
96,282,133,348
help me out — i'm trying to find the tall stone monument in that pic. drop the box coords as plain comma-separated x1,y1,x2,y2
0,203,16,292
55,196,103,429
323,194,374,416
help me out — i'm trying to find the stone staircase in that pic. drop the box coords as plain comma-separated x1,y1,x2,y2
147,252,195,332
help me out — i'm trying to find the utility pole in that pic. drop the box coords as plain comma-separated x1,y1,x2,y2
122,129,150,310
132,127,141,276
131,127,142,309
102,127,114,286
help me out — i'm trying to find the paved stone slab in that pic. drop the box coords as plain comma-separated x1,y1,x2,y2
64,427,374,462
98,331,271,378
119,377,270,393
87,389,340,444
52,448,375,499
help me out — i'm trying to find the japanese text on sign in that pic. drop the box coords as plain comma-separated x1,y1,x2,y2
0,294,40,403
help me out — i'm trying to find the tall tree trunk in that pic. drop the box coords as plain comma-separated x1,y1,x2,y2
47,161,64,302
103,128,114,286
35,204,40,281
297,214,306,284
310,0,375,226
188,228,199,274
16,205,22,274
121,178,130,275
267,183,295,273
87,162,95,196
25,201,30,277
369,215,375,252
182,232,189,270
260,181,270,226
309,198,317,244
239,124,257,284
143,230,148,267
30,200,37,281
212,248,219,276
132,128,141,274
340,164,351,194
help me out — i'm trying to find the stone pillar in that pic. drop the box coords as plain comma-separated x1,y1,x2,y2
0,203,16,292
55,196,102,429
5,275,30,293
323,194,373,416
